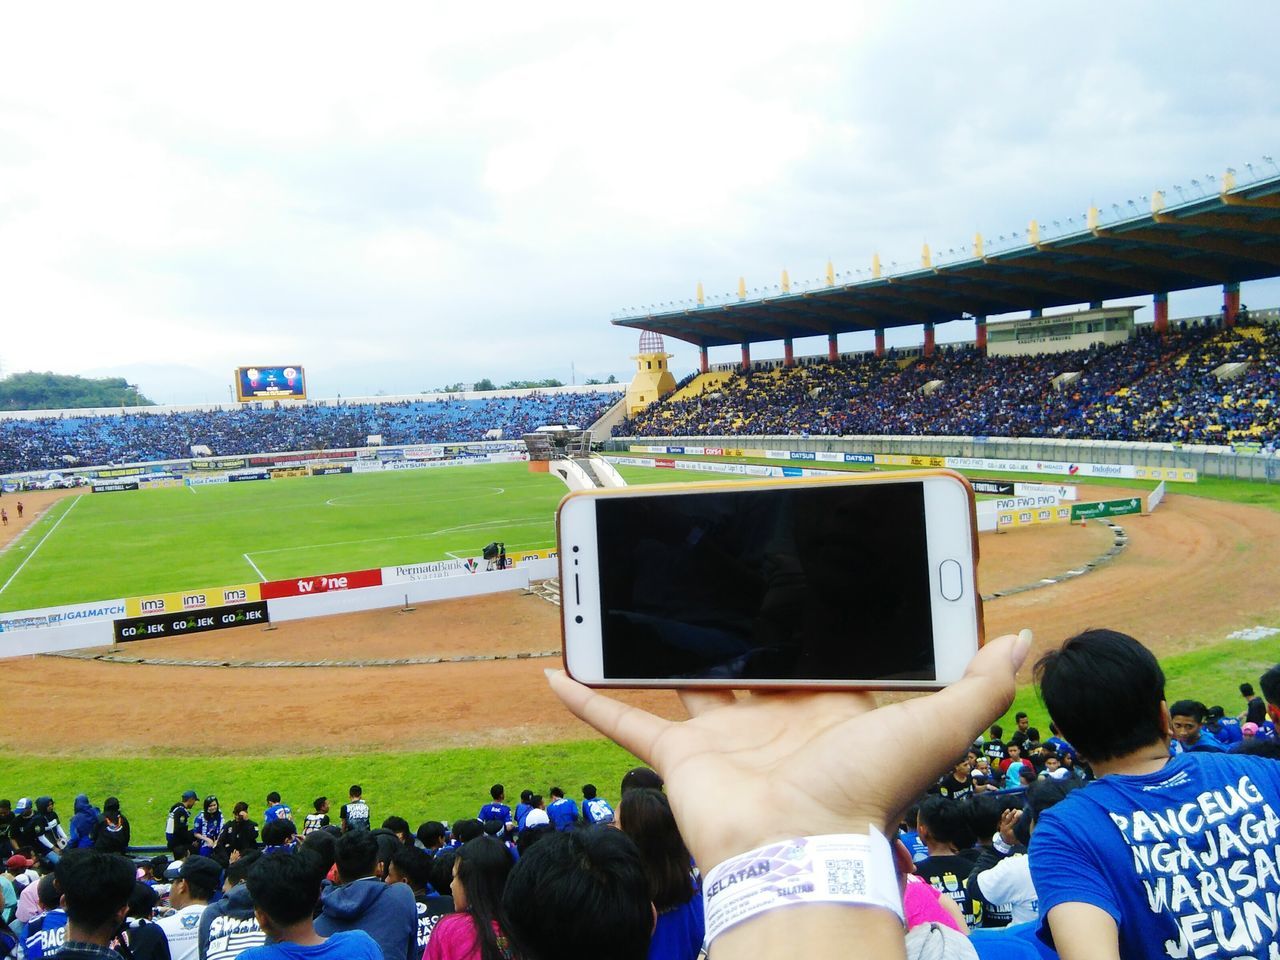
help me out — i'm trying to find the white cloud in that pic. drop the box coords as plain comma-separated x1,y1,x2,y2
0,1,1277,400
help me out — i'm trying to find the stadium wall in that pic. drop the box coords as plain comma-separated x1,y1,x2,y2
608,435,1280,483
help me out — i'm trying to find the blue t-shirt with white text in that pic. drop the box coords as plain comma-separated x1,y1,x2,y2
1030,751,1280,960
239,930,381,960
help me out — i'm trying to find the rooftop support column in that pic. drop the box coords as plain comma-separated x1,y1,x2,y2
1153,292,1169,335
923,322,936,358
1224,282,1240,328
783,338,795,367
975,315,988,353
827,333,838,362
699,346,709,374
740,343,751,371
874,328,885,358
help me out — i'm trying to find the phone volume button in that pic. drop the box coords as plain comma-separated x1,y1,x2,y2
939,560,963,601
574,574,581,605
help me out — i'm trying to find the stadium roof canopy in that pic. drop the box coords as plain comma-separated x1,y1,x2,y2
611,171,1280,348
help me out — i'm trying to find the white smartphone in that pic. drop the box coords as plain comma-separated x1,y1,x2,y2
557,470,983,689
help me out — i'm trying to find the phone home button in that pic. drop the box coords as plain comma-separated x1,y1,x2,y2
939,560,963,601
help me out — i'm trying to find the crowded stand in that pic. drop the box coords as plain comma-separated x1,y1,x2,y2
0,392,617,476
3,647,1278,960
621,320,1280,447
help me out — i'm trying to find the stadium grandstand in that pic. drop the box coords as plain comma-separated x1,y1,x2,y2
0,388,621,475
613,167,1280,450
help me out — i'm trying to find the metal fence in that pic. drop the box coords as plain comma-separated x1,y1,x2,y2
607,434,1280,483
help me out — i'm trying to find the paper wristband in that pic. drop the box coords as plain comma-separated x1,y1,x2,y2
702,829,903,943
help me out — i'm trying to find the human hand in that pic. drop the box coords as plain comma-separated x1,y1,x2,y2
997,807,1023,847
547,630,1032,871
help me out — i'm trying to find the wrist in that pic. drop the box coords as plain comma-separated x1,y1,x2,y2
703,830,903,946
992,833,1013,854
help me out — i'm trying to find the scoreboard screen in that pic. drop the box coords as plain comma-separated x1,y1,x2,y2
235,365,306,401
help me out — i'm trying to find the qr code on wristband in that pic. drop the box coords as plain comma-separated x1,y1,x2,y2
825,858,866,895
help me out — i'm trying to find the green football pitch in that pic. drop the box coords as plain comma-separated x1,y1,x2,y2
0,463,705,612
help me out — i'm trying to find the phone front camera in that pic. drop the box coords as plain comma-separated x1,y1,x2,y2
575,615,583,624
572,545,579,553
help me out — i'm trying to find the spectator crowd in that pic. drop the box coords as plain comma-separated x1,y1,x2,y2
3,656,1279,960
0,393,618,476
622,320,1280,448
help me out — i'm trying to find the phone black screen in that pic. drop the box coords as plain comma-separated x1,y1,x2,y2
594,482,936,681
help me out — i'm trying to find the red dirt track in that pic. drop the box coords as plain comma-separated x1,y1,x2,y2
3,490,1280,754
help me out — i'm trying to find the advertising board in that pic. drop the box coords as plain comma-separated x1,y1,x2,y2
972,480,1015,496
228,471,270,483
192,457,246,471
0,599,127,633
125,583,262,618
115,601,269,642
382,559,482,583
93,481,139,493
260,568,383,600
1070,498,1143,521
269,467,309,479
310,465,353,476
235,365,306,402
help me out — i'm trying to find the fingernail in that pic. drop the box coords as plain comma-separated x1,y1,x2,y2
543,668,557,679
1012,629,1033,670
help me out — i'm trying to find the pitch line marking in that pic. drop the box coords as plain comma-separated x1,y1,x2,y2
0,495,82,597
323,486,506,508
243,553,268,583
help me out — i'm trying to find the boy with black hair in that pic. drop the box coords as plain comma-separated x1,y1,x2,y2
545,787,578,832
522,795,549,829
914,796,980,929
385,846,454,954
379,817,411,846
199,850,265,960
238,849,380,960
1008,712,1032,751
302,799,329,837
513,790,534,832
340,787,369,833
259,821,297,856
1167,699,1227,753
50,849,135,960
476,785,509,828
1202,705,1242,745
262,795,290,825
22,876,66,959
167,792,199,861
983,726,1007,763
1258,664,1280,722
1031,628,1280,960
1240,680,1267,724
935,758,974,799
581,784,615,825
414,823,446,851
313,830,417,960
503,827,652,960
158,855,221,960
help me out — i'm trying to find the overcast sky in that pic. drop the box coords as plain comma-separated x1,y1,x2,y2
2,2,1278,403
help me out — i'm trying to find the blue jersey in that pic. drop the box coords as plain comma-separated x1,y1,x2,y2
514,802,532,831
264,803,292,823
24,908,68,960
1207,720,1243,745
1030,752,1280,960
478,802,510,824
582,796,614,825
547,797,579,831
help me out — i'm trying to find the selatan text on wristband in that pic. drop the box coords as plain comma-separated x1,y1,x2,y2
701,828,903,943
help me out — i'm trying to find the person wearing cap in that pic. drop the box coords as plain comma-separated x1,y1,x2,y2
1203,704,1242,745
158,855,221,960
1,854,29,936
167,792,199,861
91,798,131,856
10,799,44,856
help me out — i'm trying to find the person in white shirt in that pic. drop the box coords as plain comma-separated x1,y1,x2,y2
522,795,550,828
157,855,221,960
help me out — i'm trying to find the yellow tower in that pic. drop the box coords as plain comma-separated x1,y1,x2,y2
626,330,677,415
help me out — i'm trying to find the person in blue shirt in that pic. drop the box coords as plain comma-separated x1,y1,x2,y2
477,784,511,829
1203,705,1243,745
513,790,534,832
23,877,66,959
581,785,615,826
238,848,381,960
545,788,578,832
1030,629,1280,960
263,793,292,824
1167,699,1227,753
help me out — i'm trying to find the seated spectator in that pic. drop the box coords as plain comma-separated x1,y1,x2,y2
1204,705,1243,745
616,788,703,960
213,803,259,862
239,849,380,960
313,830,416,960
416,823,447,852
1167,699,1227,753
476,787,509,836
914,797,980,929
259,820,297,856
521,796,548,830
580,785,615,826
504,829,651,960
68,796,101,851
91,798,130,855
1031,630,1280,960
158,856,220,960
120,882,170,960
303,799,330,838
199,850,265,960
385,846,453,955
22,876,66,960
545,789,577,832
51,849,136,960
424,837,518,960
